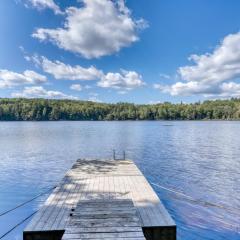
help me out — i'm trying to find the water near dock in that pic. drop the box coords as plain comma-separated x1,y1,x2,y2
0,121,240,240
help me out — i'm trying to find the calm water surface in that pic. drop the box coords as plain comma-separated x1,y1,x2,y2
0,121,239,240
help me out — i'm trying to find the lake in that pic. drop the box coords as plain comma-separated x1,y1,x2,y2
0,121,239,240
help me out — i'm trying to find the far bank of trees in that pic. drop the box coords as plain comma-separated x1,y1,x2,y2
0,98,240,121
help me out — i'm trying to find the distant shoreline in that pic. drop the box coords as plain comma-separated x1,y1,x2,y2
1,98,240,121
0,119,240,122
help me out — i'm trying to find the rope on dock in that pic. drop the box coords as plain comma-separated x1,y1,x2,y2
0,211,37,239
0,186,56,217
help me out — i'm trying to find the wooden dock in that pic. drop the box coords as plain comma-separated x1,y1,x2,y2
24,159,176,240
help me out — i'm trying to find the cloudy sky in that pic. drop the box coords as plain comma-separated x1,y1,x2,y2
1,0,240,103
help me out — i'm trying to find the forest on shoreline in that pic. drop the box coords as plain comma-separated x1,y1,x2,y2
1,98,240,121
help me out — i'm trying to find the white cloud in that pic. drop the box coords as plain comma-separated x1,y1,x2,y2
25,54,144,90
88,93,102,102
30,55,103,80
154,82,218,96
24,0,63,14
32,0,147,58
156,32,240,98
117,90,127,94
84,85,92,89
88,96,102,102
159,73,171,79
179,32,240,84
70,84,82,91
212,82,240,98
148,100,162,105
12,86,77,99
98,70,145,90
0,69,47,88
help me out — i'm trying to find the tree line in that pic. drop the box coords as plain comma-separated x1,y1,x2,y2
0,98,240,121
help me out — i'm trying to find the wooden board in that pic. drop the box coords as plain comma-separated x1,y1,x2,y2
24,159,176,240
62,199,145,240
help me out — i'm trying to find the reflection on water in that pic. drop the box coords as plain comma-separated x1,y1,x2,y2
0,121,239,239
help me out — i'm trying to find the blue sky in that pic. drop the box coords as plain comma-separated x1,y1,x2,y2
0,0,240,103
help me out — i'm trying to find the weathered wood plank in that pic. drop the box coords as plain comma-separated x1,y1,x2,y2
65,226,142,233
62,199,145,240
62,232,145,239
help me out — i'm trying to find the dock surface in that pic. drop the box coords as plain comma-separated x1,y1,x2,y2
24,159,176,240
